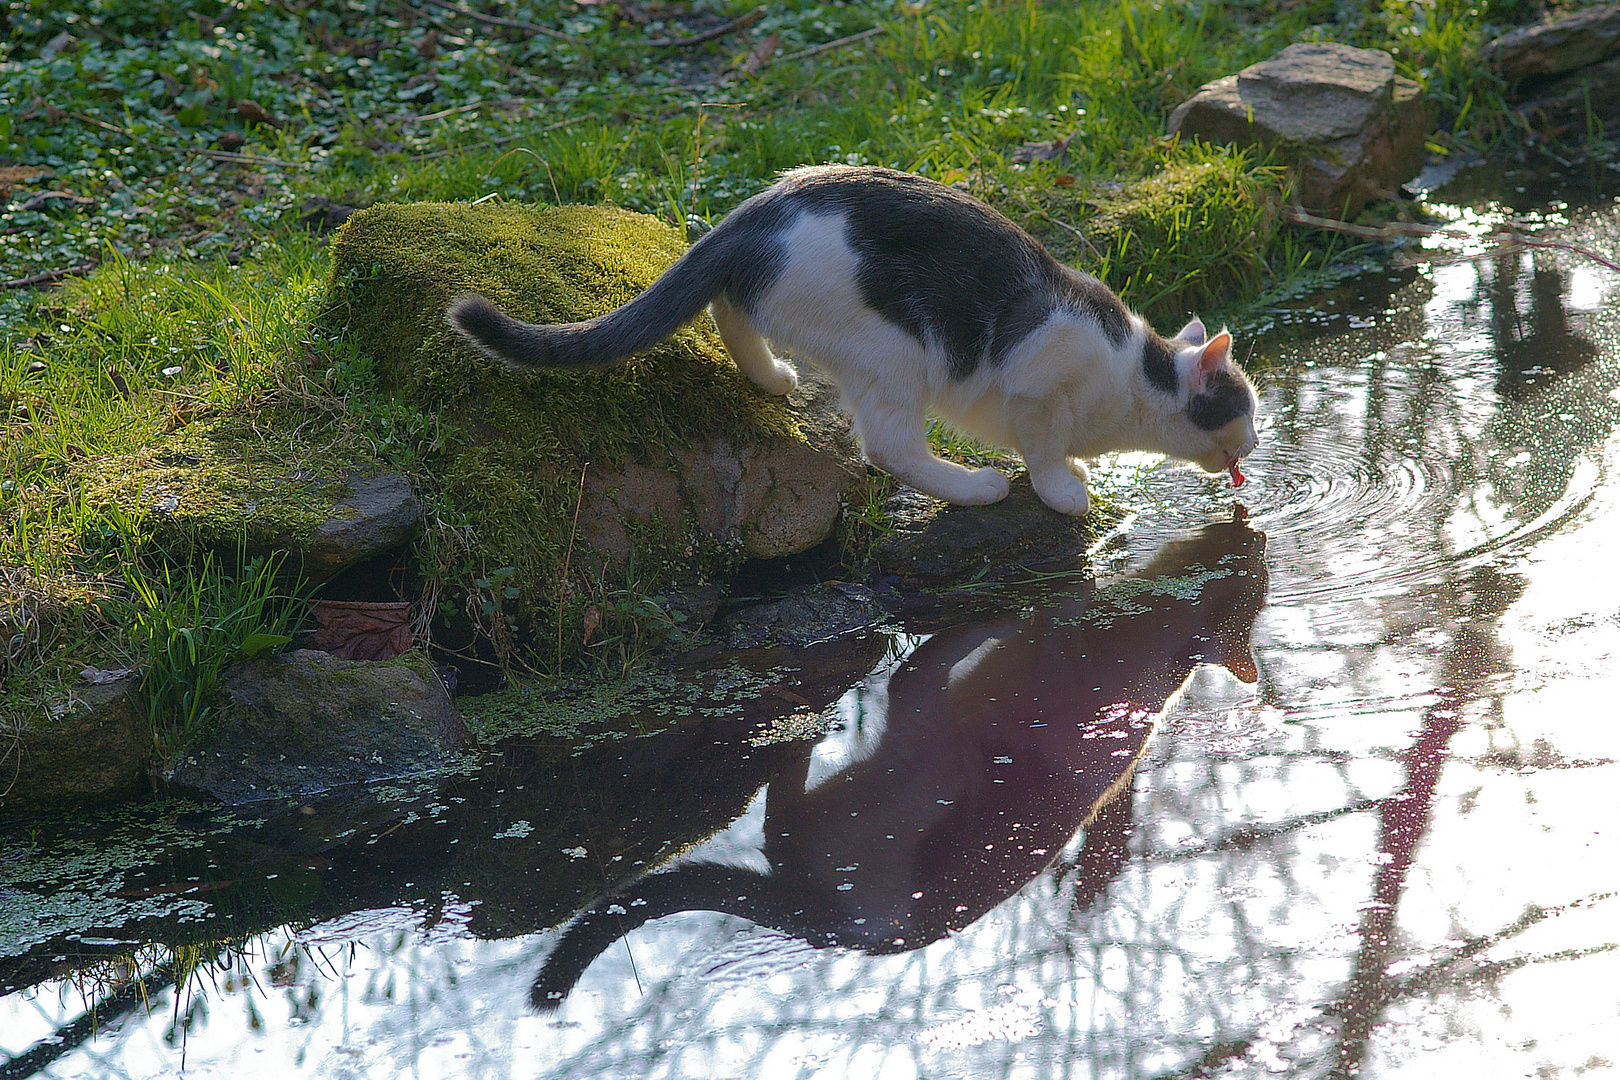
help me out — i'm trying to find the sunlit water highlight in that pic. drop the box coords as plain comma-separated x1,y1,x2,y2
5,176,1620,1080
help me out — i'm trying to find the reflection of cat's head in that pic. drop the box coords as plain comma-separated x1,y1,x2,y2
1137,506,1268,683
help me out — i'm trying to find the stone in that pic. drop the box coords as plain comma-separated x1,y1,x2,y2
324,201,863,654
303,471,422,582
1,674,149,816
1514,53,1620,134
581,373,860,563
716,581,880,649
83,421,419,588
869,473,1091,586
1481,5,1620,84
1168,42,1431,219
163,649,467,804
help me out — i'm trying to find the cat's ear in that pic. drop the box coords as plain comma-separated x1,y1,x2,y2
1174,317,1207,345
1219,642,1260,684
1190,331,1232,390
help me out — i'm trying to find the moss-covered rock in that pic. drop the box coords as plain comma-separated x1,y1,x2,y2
321,201,858,662
78,419,419,586
1021,156,1279,326
162,649,466,804
0,672,150,817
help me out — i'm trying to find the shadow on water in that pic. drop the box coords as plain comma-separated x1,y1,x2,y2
0,639,886,995
4,170,1620,1079
530,511,1267,1008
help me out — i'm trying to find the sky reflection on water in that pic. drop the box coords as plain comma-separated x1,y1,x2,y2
4,179,1620,1080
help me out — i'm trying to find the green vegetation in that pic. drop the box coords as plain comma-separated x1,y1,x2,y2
124,549,299,758
1,0,1601,727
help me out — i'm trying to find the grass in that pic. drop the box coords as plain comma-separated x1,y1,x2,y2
123,548,300,760
1,0,1609,720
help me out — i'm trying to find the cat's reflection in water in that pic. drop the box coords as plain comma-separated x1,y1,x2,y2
532,509,1268,1008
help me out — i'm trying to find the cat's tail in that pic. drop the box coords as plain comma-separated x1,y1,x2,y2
446,228,736,371
530,861,816,1010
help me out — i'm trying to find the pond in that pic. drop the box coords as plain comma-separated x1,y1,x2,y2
4,160,1620,1079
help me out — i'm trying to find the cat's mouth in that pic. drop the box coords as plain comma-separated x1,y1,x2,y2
1224,451,1247,488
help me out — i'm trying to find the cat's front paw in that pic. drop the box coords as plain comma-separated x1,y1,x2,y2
949,466,1011,506
1031,473,1090,516
753,361,799,396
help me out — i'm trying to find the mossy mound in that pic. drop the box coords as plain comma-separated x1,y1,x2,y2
81,420,337,550
76,418,412,584
321,202,813,664
1020,156,1280,326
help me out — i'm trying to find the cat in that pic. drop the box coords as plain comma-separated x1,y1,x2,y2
528,509,1267,1008
447,164,1259,516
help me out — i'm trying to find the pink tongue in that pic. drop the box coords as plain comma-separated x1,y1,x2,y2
1228,460,1246,488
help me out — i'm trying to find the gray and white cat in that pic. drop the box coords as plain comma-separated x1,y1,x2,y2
447,164,1258,516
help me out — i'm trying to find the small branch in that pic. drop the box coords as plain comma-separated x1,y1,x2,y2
408,115,591,161
68,111,134,137
423,0,577,45
1282,204,1620,274
2,262,96,289
646,6,765,47
404,97,532,123
188,149,311,168
772,25,885,64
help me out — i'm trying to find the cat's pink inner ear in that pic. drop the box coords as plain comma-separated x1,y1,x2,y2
1198,331,1233,378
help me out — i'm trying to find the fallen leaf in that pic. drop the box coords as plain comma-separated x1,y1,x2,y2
235,98,279,126
740,32,779,75
307,600,413,660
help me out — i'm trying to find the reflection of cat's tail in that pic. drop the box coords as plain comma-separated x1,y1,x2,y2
447,227,737,371
532,861,800,1011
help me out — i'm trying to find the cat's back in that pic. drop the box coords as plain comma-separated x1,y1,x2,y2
765,165,1046,259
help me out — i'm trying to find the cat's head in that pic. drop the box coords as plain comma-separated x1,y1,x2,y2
1152,317,1259,480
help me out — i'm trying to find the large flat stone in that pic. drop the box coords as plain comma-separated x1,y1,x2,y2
164,650,467,804
1482,5,1620,83
1169,42,1430,219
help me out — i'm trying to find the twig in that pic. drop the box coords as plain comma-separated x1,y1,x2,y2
1018,199,1103,261
423,0,577,45
1282,205,1620,274
408,115,591,161
646,6,764,47
68,111,134,137
405,97,532,123
189,148,311,168
2,262,96,289
771,25,885,65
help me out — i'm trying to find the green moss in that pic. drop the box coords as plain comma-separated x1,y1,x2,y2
76,418,355,559
320,202,809,666
1019,153,1282,326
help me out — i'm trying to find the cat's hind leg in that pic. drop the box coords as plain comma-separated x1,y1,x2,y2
850,388,1010,506
710,298,798,395
1009,395,1091,516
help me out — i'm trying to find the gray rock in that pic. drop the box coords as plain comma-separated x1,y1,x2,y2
1168,43,1430,219
1513,53,1620,133
1482,4,1620,83
1,674,149,816
164,649,467,804
581,372,861,563
869,473,1090,585
304,471,422,583
717,582,880,649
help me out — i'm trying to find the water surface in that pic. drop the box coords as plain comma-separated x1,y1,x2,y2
4,167,1619,1079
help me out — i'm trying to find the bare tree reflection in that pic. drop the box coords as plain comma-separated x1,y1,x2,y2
530,511,1268,1009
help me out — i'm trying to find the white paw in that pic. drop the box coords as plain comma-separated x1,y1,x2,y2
752,361,799,396
1032,475,1090,516
946,467,1011,506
